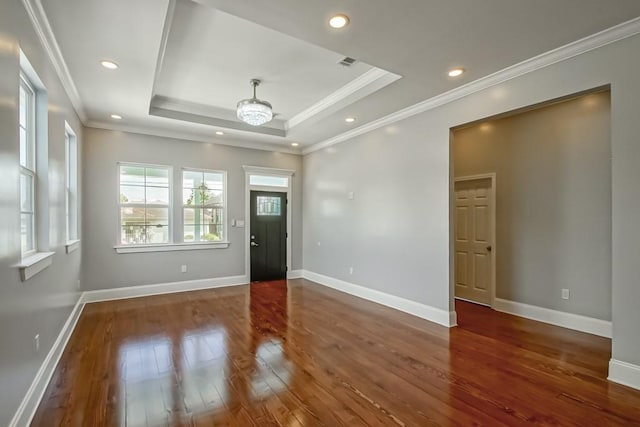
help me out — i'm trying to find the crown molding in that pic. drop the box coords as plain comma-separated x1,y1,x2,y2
85,120,302,155
285,67,399,130
303,16,640,155
21,0,87,123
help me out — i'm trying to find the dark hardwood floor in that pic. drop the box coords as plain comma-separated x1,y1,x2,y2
32,279,640,426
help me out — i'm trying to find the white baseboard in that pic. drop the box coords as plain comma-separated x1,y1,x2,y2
9,297,85,427
302,270,455,327
81,274,250,303
287,269,303,279
493,298,612,338
608,359,640,391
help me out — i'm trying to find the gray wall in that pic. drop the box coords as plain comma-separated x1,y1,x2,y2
81,127,302,291
303,34,640,370
303,125,449,308
0,0,83,423
453,92,611,320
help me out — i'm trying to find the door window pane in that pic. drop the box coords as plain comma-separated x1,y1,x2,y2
257,196,281,216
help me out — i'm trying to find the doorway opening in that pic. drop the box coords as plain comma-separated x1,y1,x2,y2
449,88,612,338
243,166,295,283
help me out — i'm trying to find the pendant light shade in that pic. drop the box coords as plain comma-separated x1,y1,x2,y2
237,79,273,126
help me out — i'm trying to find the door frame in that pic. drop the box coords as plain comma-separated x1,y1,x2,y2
453,173,497,308
243,166,295,281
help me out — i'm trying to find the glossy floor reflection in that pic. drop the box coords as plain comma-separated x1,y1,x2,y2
33,279,640,426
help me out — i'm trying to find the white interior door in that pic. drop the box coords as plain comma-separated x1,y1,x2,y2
455,177,494,306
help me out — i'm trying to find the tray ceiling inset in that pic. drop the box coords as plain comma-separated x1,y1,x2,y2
150,0,401,138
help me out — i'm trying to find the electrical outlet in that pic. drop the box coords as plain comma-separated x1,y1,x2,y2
34,334,40,353
77,280,81,290
317,241,321,246
348,191,354,200
349,267,354,275
562,289,570,300
181,265,187,273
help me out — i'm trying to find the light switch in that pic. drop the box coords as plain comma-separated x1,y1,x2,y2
236,220,245,228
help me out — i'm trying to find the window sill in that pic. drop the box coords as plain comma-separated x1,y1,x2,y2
114,242,230,254
65,240,80,254
17,251,55,281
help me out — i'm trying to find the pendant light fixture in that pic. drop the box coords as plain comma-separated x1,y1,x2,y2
236,79,273,126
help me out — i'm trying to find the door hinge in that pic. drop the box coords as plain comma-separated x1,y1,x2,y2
286,199,288,205
286,266,288,271
286,232,288,238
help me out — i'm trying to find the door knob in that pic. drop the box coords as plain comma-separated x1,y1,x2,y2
251,241,259,247
486,245,492,252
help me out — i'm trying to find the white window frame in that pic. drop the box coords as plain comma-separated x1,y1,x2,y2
19,73,37,258
17,51,55,281
64,123,80,253
116,162,173,247
181,167,228,244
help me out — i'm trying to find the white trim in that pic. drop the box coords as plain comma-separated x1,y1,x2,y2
84,122,302,155
244,167,294,281
493,298,612,338
20,0,87,122
9,296,84,427
453,174,497,308
17,251,55,281
608,359,640,391
242,165,295,176
65,239,80,254
149,0,176,108
114,241,230,254
285,68,400,130
302,270,455,327
303,16,640,155
287,269,303,279
81,274,249,303
449,310,458,327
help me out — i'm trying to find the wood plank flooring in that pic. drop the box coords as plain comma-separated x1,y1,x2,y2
32,279,640,426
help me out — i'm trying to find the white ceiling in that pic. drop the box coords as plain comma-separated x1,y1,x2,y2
158,1,374,120
39,0,640,152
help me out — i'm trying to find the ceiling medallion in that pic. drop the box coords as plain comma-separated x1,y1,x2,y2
237,79,273,126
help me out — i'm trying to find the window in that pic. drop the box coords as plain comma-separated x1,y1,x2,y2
257,196,282,216
65,124,78,243
182,169,225,242
119,164,171,245
19,74,36,257
249,175,288,187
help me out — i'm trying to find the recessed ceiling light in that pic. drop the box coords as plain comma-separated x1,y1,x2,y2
448,68,465,77
100,60,119,70
110,114,122,120
345,117,356,123
215,131,224,135
329,14,350,29
291,142,299,147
